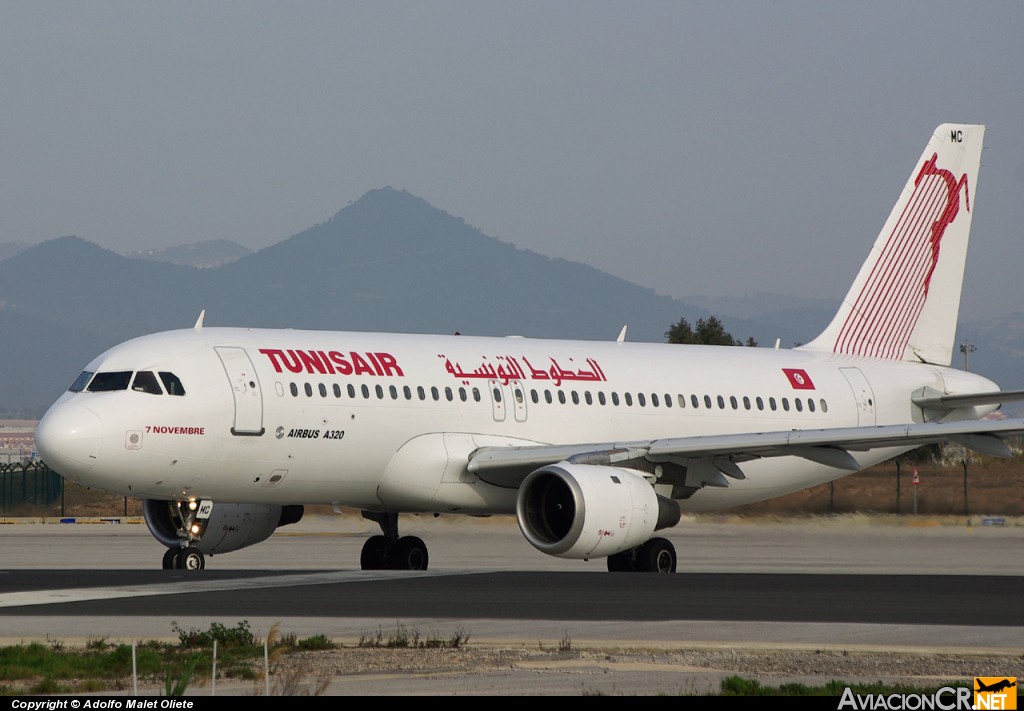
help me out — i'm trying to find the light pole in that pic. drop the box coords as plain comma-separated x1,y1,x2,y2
959,341,976,371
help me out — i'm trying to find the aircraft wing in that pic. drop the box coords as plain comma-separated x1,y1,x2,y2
467,418,1024,489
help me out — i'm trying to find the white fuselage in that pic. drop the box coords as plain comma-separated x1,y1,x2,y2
36,327,999,514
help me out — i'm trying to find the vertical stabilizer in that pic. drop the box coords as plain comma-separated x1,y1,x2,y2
801,124,984,366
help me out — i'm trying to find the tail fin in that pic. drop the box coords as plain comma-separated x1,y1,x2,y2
801,124,984,366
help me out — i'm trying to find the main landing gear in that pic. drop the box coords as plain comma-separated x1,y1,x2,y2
606,537,677,573
160,500,209,571
359,511,429,570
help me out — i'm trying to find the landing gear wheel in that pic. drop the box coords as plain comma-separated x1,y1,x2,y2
162,548,179,570
636,538,676,573
360,535,389,570
606,550,637,572
388,536,429,570
175,547,205,571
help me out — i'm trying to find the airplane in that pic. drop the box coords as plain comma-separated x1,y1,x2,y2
35,123,1024,573
975,679,1017,694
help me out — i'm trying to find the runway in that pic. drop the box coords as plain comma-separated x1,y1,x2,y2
1,513,1021,649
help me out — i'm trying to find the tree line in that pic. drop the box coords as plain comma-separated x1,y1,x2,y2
665,315,757,347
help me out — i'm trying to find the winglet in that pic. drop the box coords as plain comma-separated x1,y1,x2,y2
617,325,627,343
193,310,206,331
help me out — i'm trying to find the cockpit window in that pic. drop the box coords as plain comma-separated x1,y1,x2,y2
159,372,186,396
131,371,164,395
87,371,133,392
69,371,94,392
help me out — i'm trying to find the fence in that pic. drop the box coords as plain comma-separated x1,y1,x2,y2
0,461,63,514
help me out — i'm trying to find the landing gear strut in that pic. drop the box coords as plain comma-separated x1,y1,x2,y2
606,537,677,573
359,511,429,570
159,499,210,571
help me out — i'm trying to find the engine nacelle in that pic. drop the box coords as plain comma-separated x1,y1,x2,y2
143,499,304,555
515,464,680,560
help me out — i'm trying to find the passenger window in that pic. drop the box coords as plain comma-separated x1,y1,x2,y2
492,387,502,402
585,392,593,405
743,396,751,410
612,392,620,406
417,386,425,400
389,385,398,400
638,393,646,407
651,393,659,407
795,398,803,412
598,392,606,405
334,384,342,398
88,371,132,392
131,371,163,395
348,384,356,398
375,385,384,399
403,386,412,400
625,393,633,406
820,399,828,413
459,387,467,402
808,398,816,412
290,383,298,397
703,395,712,408
558,391,566,404
69,371,95,392
769,397,777,411
445,387,453,402
782,398,790,411
514,387,524,404
677,394,686,409
304,383,313,397
545,390,553,404
717,395,725,409
664,393,672,408
361,384,370,399
318,383,327,398
530,389,539,404
756,396,764,410
729,396,738,410
571,391,579,405
473,387,481,402
691,394,699,408
431,386,440,401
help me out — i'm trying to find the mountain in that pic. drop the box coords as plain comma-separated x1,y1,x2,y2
0,189,725,415
0,242,29,261
127,239,252,268
1,187,1017,417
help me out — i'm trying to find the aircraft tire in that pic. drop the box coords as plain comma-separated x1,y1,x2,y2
162,548,179,570
389,536,429,571
360,535,389,570
175,547,205,571
606,550,637,572
637,538,676,573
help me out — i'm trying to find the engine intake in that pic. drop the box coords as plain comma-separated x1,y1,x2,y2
515,463,679,560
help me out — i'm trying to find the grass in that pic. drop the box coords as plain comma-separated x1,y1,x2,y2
0,621,339,696
357,622,469,649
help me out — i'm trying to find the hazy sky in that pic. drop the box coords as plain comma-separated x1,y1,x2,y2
2,1,1022,321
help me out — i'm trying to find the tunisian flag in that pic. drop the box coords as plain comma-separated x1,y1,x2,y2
782,368,815,390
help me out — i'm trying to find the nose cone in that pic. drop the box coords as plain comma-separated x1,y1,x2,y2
36,402,102,481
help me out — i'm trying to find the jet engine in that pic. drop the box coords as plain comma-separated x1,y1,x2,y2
143,499,304,555
515,463,680,560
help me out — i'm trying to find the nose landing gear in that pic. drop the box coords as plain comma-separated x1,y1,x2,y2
159,499,211,571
